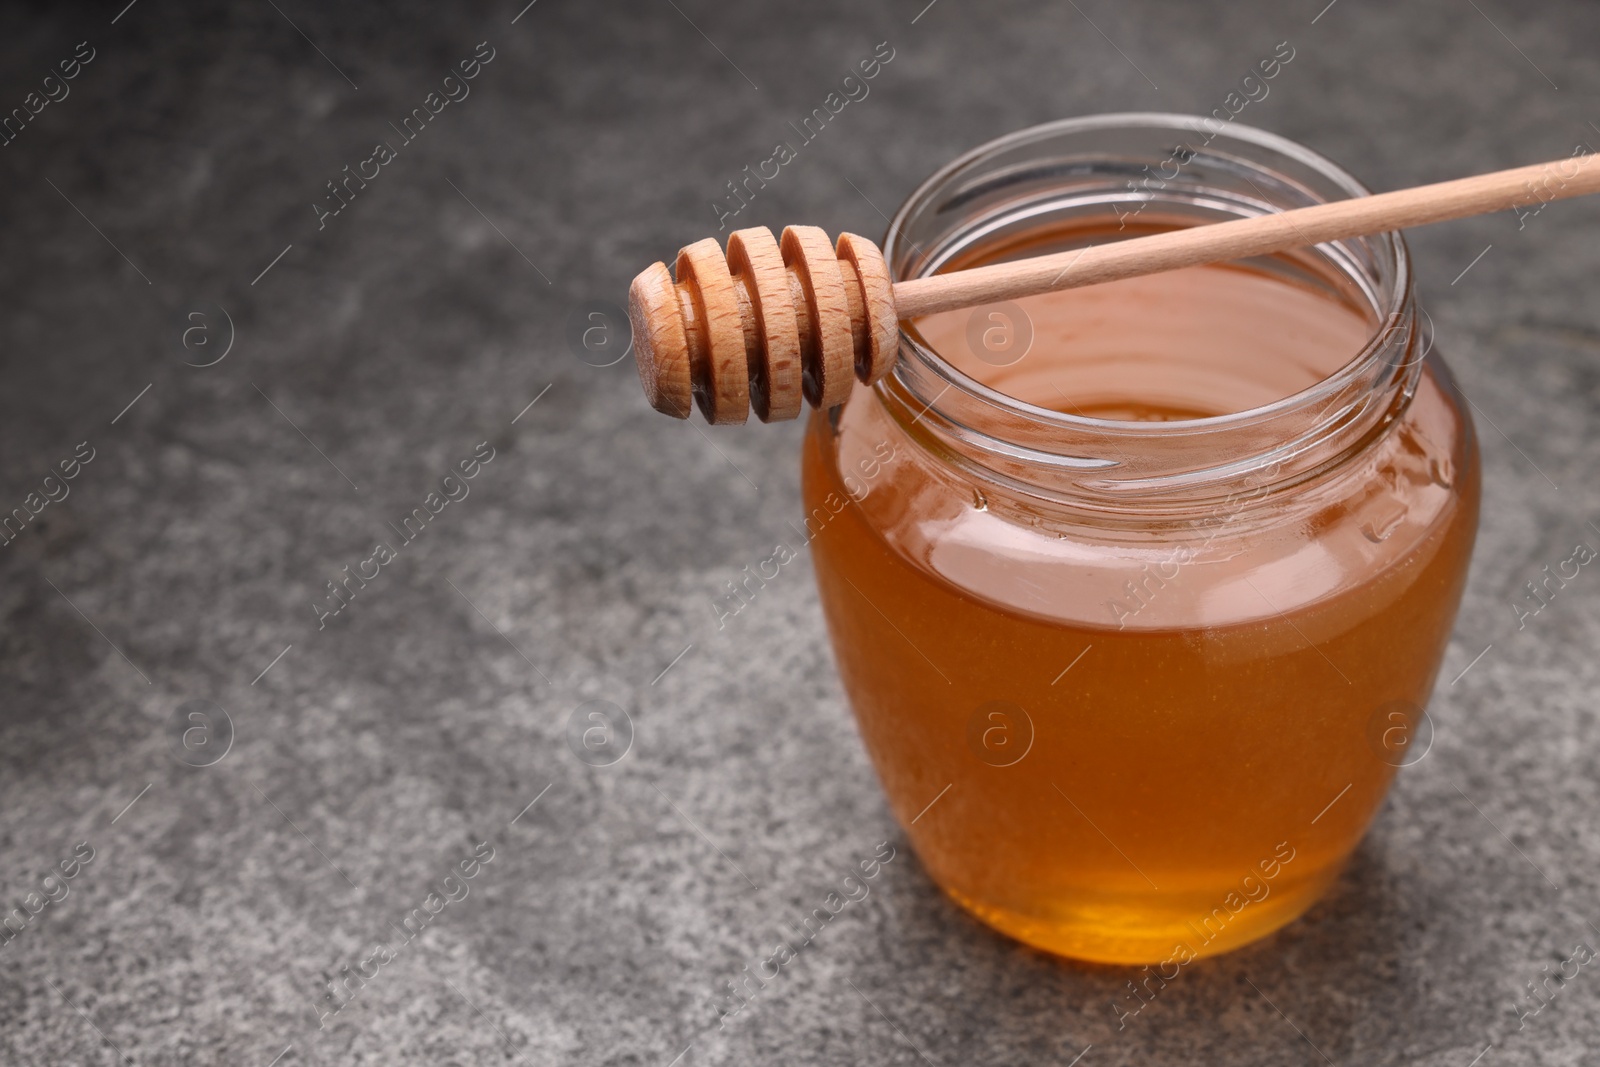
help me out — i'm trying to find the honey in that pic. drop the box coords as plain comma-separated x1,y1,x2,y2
800,117,1480,964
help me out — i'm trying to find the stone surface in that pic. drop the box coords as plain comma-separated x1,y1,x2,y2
1,1,1599,1064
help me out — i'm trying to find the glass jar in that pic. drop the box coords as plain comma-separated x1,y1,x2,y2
802,114,1479,965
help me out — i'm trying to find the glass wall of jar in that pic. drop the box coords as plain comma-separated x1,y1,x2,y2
802,114,1479,965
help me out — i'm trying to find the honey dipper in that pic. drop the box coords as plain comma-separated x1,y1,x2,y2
629,152,1600,423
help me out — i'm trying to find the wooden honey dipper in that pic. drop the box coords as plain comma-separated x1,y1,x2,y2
629,153,1600,423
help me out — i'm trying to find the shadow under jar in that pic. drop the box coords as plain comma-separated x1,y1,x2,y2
802,114,1480,965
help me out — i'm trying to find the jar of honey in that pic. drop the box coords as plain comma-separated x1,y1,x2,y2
802,115,1479,965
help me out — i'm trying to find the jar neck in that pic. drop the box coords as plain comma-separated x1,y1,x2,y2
876,114,1423,521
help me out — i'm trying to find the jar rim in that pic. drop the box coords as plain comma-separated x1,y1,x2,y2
876,112,1422,509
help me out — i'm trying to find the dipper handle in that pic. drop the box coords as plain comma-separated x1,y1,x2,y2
630,151,1600,424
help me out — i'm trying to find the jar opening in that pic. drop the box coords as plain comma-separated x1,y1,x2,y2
878,114,1424,514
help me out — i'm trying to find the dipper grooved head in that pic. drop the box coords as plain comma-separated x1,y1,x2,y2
628,226,899,424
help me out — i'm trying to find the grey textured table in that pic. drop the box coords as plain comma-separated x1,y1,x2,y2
2,1,1598,1064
